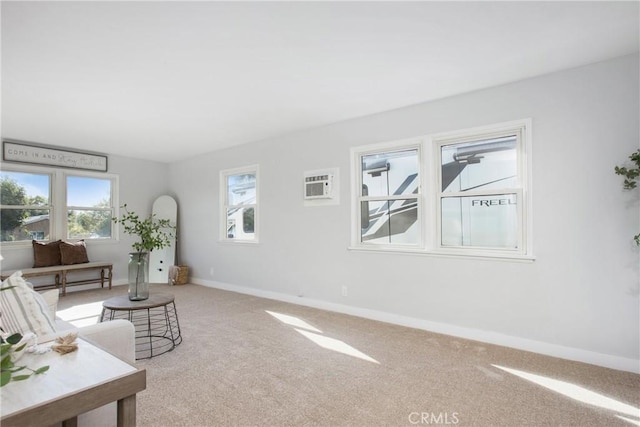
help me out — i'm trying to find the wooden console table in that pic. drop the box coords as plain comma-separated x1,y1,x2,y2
1,338,146,427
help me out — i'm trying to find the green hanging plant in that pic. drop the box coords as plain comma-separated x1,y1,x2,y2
614,149,640,245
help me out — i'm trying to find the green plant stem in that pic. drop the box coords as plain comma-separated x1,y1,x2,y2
615,149,640,246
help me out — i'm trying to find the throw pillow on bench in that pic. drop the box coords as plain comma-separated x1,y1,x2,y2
32,240,90,267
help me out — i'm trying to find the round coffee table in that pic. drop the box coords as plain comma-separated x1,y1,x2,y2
100,293,182,360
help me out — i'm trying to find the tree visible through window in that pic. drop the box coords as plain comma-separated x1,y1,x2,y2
0,171,51,242
66,175,114,239
0,168,117,244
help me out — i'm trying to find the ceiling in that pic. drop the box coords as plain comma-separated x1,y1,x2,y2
2,1,639,164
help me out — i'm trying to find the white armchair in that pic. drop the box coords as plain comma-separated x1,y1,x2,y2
55,318,135,363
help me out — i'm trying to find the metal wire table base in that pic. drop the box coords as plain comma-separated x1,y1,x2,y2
100,293,183,360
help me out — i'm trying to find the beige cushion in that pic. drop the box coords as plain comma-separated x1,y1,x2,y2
0,272,57,337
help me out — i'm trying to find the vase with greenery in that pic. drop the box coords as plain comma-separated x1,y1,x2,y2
614,149,640,246
113,204,176,300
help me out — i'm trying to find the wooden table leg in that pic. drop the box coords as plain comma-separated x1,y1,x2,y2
62,417,78,427
117,394,136,427
61,271,67,296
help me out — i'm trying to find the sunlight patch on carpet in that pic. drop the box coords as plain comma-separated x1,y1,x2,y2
617,415,640,426
266,310,378,364
296,329,379,364
265,310,322,333
493,365,640,420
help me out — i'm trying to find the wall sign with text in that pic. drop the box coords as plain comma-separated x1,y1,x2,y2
2,140,108,172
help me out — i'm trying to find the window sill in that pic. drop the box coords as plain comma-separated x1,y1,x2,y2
218,239,260,246
347,246,535,262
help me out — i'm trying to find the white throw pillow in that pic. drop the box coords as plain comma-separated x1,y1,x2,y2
38,289,59,320
0,271,57,337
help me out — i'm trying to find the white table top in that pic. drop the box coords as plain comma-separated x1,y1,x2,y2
1,337,137,418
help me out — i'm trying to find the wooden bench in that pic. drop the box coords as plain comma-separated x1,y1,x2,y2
1,262,113,296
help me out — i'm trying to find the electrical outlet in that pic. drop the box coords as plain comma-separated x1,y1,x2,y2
341,286,348,297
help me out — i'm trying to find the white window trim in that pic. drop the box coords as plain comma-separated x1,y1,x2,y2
349,119,534,261
64,170,119,243
350,138,426,251
219,164,259,244
0,163,119,248
431,119,533,259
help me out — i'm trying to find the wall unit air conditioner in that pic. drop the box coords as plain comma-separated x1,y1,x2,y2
304,174,333,199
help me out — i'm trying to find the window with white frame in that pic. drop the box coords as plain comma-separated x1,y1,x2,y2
0,165,117,244
1,170,52,242
66,175,114,239
351,119,531,259
434,122,529,255
353,142,422,247
220,165,258,242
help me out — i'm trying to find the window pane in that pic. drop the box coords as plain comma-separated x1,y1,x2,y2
1,208,50,242
1,171,50,205
227,174,256,206
441,136,517,192
362,150,418,197
66,176,112,240
242,207,255,233
441,194,518,249
1,171,51,242
361,199,418,244
67,176,111,207
68,209,112,239
226,207,255,240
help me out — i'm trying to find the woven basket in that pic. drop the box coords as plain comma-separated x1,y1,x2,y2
169,265,189,285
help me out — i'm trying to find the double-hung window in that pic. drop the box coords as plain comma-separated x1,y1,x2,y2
0,165,118,244
433,121,530,256
1,170,52,242
66,175,114,239
353,141,422,248
351,119,532,259
220,165,259,242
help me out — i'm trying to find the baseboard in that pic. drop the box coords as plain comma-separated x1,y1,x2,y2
192,277,640,374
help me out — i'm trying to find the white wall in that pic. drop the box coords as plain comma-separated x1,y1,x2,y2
0,154,171,284
170,54,640,372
